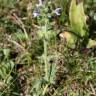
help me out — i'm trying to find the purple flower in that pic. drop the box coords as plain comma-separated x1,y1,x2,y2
54,8,61,16
38,0,43,6
33,10,39,17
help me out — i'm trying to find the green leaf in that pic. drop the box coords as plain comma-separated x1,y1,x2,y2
69,0,88,37
87,39,96,48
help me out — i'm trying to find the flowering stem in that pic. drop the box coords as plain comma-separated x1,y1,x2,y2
43,38,48,80
43,38,49,95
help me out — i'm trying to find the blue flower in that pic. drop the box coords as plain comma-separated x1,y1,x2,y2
33,10,39,17
54,8,61,16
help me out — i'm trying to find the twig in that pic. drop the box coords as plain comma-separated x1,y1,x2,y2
10,12,28,40
42,84,49,95
6,35,26,52
89,82,96,95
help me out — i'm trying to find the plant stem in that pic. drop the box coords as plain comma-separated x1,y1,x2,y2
43,39,48,81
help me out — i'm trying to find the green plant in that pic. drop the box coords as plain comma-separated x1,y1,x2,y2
0,0,96,96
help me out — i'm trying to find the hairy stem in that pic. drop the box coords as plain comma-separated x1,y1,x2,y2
44,39,48,80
